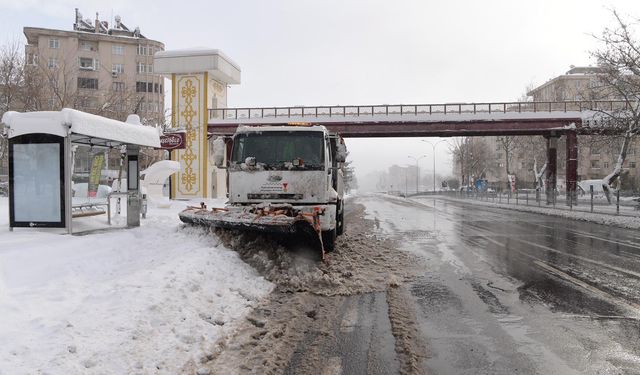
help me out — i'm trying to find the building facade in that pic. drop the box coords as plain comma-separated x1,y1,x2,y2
527,66,640,190
23,9,165,123
476,66,639,192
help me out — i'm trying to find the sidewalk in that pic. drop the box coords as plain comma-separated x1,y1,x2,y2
415,194,640,230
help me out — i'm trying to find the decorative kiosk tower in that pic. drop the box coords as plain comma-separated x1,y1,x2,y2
154,49,241,199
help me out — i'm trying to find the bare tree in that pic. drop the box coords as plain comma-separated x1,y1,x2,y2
518,136,548,190
589,9,640,200
450,137,492,188
0,41,25,113
449,137,468,187
0,41,27,172
497,136,520,177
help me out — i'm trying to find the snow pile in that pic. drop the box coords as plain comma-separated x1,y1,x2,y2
214,205,417,297
0,197,273,374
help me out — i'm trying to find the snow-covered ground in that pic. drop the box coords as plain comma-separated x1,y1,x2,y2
0,197,273,374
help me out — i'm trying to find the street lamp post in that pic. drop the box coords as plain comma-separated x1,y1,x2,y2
408,155,427,194
421,139,450,192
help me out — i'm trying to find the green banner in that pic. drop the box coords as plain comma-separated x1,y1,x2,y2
88,154,105,198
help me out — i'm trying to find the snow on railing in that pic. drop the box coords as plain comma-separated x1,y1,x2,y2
208,100,630,121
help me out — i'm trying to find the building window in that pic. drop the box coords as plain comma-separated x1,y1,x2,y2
136,81,148,93
48,57,58,69
604,162,609,169
154,83,159,93
112,82,125,92
49,39,59,49
79,41,96,51
112,45,124,55
136,63,154,74
80,97,96,109
27,53,38,65
591,147,601,155
631,162,637,168
112,64,124,74
590,160,600,169
78,78,98,90
79,57,97,70
137,45,147,55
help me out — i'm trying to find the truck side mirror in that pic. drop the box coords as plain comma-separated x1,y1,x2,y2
212,137,226,168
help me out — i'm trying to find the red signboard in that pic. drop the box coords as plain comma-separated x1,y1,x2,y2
160,132,186,150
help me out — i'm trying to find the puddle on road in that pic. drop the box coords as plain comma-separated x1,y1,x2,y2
517,278,622,317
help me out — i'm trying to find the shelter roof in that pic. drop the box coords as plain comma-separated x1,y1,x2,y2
1,108,160,148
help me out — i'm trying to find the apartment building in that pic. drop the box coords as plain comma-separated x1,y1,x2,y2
528,66,640,189
478,66,639,191
23,9,165,123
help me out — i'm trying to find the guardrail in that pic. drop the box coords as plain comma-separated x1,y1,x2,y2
209,100,630,121
410,189,640,218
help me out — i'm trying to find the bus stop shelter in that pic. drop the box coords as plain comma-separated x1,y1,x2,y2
1,108,160,233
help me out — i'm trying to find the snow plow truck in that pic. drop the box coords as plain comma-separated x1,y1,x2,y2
178,124,347,259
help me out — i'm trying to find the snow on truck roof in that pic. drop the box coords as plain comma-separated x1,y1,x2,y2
1,108,161,148
235,125,328,134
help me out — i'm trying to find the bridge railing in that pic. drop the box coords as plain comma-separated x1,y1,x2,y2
208,100,630,121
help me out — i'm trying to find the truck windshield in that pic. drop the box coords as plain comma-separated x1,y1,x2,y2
231,131,325,169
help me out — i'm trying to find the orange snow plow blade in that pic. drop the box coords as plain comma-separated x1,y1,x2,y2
179,204,327,260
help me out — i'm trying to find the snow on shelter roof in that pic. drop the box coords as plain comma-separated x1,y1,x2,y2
1,108,160,148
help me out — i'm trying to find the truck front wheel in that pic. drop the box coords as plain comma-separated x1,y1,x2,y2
336,200,345,236
322,229,336,252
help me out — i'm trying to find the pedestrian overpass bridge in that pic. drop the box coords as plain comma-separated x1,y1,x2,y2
207,100,625,137
207,100,629,203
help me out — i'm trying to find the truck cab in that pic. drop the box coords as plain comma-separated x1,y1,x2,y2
220,124,346,249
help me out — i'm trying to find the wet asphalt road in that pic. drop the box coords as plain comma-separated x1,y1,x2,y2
360,194,640,375
285,292,400,375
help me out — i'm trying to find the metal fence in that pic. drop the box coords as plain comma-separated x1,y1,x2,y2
411,189,640,218
209,100,630,121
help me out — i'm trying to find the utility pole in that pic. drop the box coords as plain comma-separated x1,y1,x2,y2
405,169,408,197
422,139,449,192
408,155,427,194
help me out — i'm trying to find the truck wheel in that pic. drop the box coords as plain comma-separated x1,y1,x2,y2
336,200,345,236
322,229,337,252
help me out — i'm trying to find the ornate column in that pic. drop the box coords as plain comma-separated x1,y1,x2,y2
154,49,241,199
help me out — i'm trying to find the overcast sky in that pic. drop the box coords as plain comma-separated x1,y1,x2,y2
2,0,640,186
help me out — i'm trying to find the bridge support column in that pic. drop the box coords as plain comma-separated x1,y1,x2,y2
545,135,558,205
154,49,241,200
566,131,578,205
